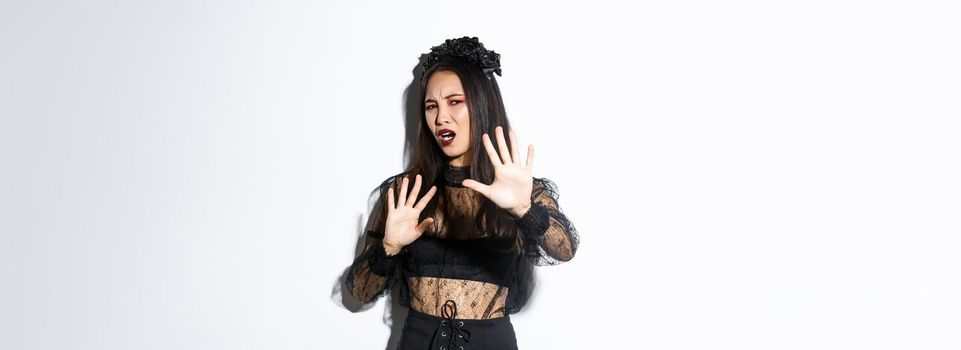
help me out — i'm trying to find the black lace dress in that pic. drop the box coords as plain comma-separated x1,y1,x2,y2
345,164,579,349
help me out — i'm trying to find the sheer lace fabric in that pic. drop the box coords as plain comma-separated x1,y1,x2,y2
344,164,579,320
408,276,508,319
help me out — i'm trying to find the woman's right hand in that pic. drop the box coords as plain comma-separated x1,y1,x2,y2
383,174,437,255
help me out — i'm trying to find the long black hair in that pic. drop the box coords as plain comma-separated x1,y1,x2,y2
404,55,522,244
364,54,536,313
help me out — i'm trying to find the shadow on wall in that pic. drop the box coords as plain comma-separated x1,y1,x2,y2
329,57,431,350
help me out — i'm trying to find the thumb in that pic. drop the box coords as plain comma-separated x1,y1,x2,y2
416,217,434,234
462,179,489,195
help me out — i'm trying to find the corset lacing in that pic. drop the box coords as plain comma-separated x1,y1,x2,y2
431,299,471,350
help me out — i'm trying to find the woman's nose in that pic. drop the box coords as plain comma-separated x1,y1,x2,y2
433,107,452,125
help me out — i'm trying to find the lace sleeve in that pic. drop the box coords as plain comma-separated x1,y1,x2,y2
344,175,406,304
510,177,579,266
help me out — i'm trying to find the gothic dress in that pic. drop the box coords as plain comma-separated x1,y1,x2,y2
345,164,579,349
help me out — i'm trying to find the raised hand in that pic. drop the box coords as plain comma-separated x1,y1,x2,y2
383,174,437,254
462,126,535,218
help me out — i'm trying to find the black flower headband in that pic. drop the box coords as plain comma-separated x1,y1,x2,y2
421,36,502,80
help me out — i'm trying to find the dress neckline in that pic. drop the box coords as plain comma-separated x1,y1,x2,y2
442,163,470,188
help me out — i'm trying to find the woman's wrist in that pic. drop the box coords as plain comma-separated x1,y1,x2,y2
510,201,550,237
509,201,533,219
367,241,401,276
383,241,404,256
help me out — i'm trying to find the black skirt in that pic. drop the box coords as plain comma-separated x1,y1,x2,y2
397,301,518,350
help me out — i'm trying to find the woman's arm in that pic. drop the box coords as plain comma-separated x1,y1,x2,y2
344,176,404,304
457,127,578,264
344,232,403,304
511,177,579,265
344,173,435,303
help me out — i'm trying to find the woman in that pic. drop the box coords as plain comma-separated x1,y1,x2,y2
345,36,579,350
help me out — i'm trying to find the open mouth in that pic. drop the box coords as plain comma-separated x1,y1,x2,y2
438,130,456,146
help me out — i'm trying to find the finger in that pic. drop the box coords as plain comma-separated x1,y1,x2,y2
482,133,503,166
387,187,395,212
414,185,437,211
407,174,422,206
526,144,534,170
416,217,435,234
495,126,512,164
509,129,520,165
398,176,409,206
462,179,490,197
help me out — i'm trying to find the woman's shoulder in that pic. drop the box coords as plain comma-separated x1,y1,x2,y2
531,177,565,203
532,176,559,191
384,170,416,182
373,170,416,193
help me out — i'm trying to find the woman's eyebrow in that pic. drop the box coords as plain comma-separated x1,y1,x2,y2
424,93,464,103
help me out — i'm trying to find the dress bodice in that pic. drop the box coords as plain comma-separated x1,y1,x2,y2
344,163,579,319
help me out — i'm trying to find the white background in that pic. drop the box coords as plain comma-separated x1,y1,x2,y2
2,1,959,349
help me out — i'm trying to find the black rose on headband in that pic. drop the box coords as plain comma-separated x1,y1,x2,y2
422,36,502,80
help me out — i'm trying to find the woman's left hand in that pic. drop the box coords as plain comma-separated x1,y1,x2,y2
462,126,535,218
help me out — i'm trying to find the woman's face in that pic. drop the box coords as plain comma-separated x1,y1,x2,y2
424,70,471,166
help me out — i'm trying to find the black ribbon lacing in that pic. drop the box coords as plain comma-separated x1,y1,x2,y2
430,299,471,350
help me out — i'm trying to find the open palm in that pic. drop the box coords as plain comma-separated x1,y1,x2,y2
462,126,534,217
383,174,437,250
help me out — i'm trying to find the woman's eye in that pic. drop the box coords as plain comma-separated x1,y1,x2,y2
450,100,462,105
425,105,435,110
